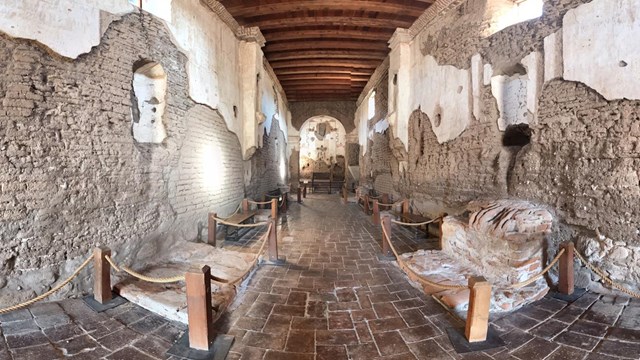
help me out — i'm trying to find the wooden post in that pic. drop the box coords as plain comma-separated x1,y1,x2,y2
268,218,279,261
271,198,278,220
438,213,448,250
93,247,112,304
242,198,249,214
342,186,348,204
372,200,380,225
559,242,575,295
329,178,332,194
381,215,393,257
382,193,389,205
208,212,217,246
303,184,307,198
186,266,213,351
261,195,266,210
297,187,302,203
465,277,492,343
402,199,410,215
282,193,288,212
363,195,370,215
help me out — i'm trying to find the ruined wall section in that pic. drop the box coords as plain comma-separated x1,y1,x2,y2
247,119,288,200
0,11,284,303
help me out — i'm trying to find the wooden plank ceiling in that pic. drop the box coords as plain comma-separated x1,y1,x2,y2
219,0,433,102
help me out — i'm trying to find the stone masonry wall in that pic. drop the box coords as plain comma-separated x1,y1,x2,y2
247,118,288,200
0,11,281,303
362,0,640,292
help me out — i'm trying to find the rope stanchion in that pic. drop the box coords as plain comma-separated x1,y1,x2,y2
105,255,185,283
0,255,94,314
506,248,565,289
574,249,640,298
381,223,467,290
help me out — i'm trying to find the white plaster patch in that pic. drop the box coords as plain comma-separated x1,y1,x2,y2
132,63,167,143
471,54,483,120
373,119,390,133
521,51,543,117
491,74,530,131
0,0,133,58
411,55,470,143
563,0,640,100
544,31,563,82
483,63,493,86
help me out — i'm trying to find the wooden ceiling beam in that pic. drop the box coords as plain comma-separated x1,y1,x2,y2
278,74,370,81
247,16,413,30
267,50,387,62
271,59,380,69
224,1,426,18
264,29,394,42
265,40,388,52
275,68,372,76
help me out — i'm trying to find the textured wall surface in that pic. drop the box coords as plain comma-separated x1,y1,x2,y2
360,0,640,292
290,101,356,133
0,11,282,303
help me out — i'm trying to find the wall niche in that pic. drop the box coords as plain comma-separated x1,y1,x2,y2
131,61,167,143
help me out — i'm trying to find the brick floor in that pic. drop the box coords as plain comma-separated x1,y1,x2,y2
1,194,640,359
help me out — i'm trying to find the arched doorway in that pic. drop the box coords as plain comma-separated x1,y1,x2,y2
298,116,347,184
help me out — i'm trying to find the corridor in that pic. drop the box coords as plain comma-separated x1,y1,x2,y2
1,195,639,359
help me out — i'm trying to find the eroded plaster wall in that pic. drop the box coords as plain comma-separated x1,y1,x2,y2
0,4,289,303
359,0,640,293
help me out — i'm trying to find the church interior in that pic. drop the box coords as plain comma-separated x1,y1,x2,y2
1,0,640,359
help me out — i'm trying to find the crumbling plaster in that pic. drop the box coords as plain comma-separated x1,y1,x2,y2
0,0,289,159
359,0,640,293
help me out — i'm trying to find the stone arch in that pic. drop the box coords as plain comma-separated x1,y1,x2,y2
298,115,347,180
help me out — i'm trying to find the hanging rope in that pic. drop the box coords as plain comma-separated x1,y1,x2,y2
574,250,640,298
221,204,241,221
105,256,185,283
0,254,94,314
209,215,269,228
248,200,272,205
381,225,467,290
506,248,565,289
229,222,273,286
391,217,441,227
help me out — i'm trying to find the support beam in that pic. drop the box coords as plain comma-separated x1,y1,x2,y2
248,16,413,30
372,200,380,225
225,1,426,18
465,277,492,343
93,247,112,304
381,215,393,258
559,242,575,295
265,40,389,52
268,218,279,261
208,213,217,246
265,30,395,43
186,266,213,351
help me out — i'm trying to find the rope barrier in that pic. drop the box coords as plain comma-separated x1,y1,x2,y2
210,215,269,228
228,222,273,286
105,256,185,283
507,248,565,289
381,224,467,290
391,217,441,227
221,204,241,221
574,250,640,298
0,255,94,314
248,200,272,205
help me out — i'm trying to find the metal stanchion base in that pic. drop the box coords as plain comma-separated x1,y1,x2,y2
166,332,234,360
446,326,505,353
550,288,587,302
376,254,396,262
265,256,287,266
83,292,128,313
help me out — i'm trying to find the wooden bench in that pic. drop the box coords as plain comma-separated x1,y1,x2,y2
311,172,344,194
221,210,258,241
